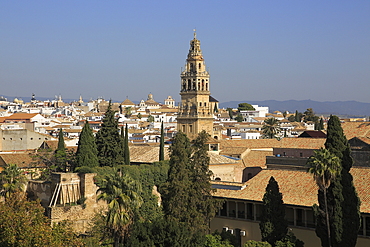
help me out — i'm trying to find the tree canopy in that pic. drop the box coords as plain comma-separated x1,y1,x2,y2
162,131,222,236
259,176,288,246
238,103,255,111
262,118,281,139
75,120,99,170
307,148,341,247
321,115,361,247
96,100,124,167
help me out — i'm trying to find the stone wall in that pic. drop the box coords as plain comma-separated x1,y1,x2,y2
27,172,107,233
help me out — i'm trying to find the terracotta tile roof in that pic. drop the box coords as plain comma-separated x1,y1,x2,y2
0,153,46,168
121,98,135,105
130,146,170,163
220,147,249,155
242,150,272,168
213,167,370,213
341,122,370,140
213,169,317,207
220,138,325,150
208,152,239,165
6,113,39,120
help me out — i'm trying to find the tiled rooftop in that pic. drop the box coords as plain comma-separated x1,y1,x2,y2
220,138,325,150
213,167,370,213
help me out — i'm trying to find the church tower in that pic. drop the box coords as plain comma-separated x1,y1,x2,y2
177,31,214,140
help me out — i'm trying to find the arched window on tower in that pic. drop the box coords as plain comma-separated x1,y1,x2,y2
206,83,208,91
198,81,200,91
202,80,205,90
188,79,191,90
190,63,194,72
199,63,201,70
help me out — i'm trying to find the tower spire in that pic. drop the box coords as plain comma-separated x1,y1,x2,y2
177,32,214,140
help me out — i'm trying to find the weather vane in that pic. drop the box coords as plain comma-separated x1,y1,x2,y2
193,28,196,39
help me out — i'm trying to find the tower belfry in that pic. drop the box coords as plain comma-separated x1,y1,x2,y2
177,31,214,140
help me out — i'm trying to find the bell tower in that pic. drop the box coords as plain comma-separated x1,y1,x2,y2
177,31,214,140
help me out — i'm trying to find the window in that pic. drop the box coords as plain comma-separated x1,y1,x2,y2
182,125,186,132
189,125,193,133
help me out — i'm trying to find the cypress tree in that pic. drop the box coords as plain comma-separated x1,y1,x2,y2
259,176,288,246
162,131,221,235
55,128,67,171
124,123,130,165
120,126,125,162
75,120,99,169
96,100,124,167
162,132,192,223
321,115,361,247
159,122,164,161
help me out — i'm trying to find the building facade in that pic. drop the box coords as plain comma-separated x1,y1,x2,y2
177,32,215,140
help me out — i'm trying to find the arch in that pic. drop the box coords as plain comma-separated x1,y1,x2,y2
206,83,208,91
190,63,194,72
202,80,204,90
215,177,221,181
199,63,201,70
188,79,191,90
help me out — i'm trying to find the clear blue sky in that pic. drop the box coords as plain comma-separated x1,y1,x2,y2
1,1,369,104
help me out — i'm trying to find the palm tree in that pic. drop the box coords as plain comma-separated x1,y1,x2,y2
97,171,143,247
307,148,341,247
262,118,281,139
0,164,28,201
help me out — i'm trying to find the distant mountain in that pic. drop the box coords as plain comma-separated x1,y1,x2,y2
220,100,370,117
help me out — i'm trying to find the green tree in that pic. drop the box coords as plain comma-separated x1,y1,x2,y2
238,103,255,111
159,121,165,161
96,100,124,167
235,114,244,122
317,118,324,131
0,164,27,201
125,106,132,118
275,232,304,247
307,148,341,247
205,233,234,247
259,176,288,246
227,108,234,119
147,115,154,122
294,110,302,122
0,196,83,247
137,112,142,119
322,115,361,247
55,128,67,171
287,115,296,122
162,131,222,236
124,123,130,165
97,171,143,246
262,118,281,139
244,240,272,247
75,120,99,170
